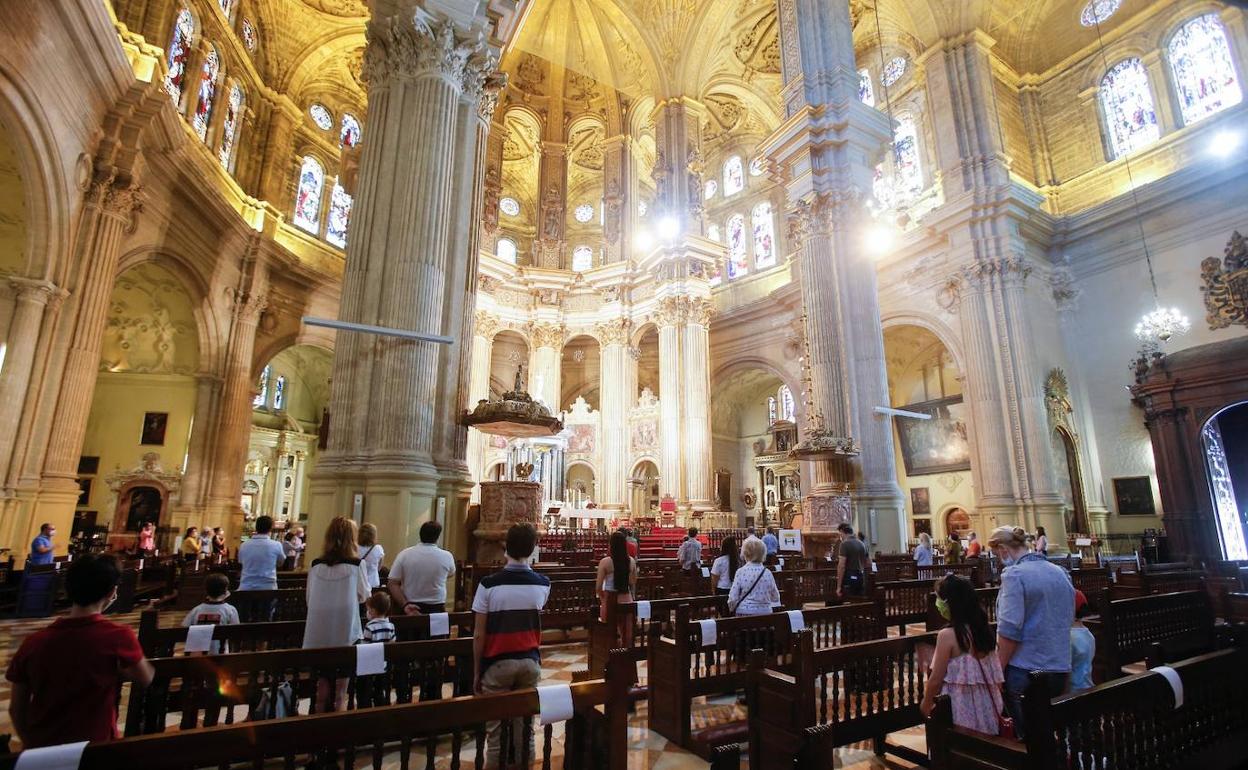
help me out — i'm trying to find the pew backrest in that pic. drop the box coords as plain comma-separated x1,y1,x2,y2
1091,589,1219,680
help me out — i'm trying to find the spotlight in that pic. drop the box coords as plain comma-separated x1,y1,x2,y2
864,222,896,256
658,216,681,241
1210,129,1241,157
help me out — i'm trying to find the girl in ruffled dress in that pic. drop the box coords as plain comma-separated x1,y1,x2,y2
920,575,1006,736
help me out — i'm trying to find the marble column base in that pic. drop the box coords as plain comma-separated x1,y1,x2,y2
305,468,443,559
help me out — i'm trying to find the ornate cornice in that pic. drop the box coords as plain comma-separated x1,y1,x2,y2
363,12,499,98
940,256,1033,307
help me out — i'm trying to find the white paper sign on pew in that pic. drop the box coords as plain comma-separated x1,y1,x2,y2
1152,666,1184,708
356,642,387,676
635,600,651,620
537,684,575,725
14,741,88,770
698,618,717,647
701,566,710,578
786,610,805,633
185,623,216,653
428,612,450,637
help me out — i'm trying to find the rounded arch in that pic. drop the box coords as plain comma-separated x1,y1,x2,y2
710,356,800,406
113,246,223,375
566,459,597,476
880,310,965,374
628,320,658,348
630,457,660,477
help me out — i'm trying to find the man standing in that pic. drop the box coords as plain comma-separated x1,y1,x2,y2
835,522,868,599
238,516,285,590
762,527,779,557
389,521,457,614
472,523,550,768
199,527,213,558
29,523,54,566
677,527,702,575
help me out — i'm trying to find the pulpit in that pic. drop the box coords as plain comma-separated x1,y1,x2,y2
801,493,853,558
475,481,544,564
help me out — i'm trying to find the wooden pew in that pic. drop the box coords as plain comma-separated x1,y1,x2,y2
1084,589,1223,682
1067,567,1111,613
918,563,984,587
778,568,841,608
4,651,633,770
13,563,64,618
875,561,918,582
647,601,884,758
925,587,999,632
229,588,308,621
870,578,936,634
732,628,934,768
927,646,1248,770
1112,569,1204,599
586,593,728,681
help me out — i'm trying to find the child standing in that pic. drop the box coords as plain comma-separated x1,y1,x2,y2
181,573,240,654
1068,590,1095,692
362,592,396,643
920,574,1006,736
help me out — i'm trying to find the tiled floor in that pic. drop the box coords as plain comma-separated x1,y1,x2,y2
0,610,928,768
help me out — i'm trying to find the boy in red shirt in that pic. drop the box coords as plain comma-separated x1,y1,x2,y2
6,553,154,747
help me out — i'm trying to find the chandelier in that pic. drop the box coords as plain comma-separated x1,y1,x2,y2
1133,307,1190,343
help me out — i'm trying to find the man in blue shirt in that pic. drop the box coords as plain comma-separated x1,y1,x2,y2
762,527,779,557
989,525,1074,739
29,524,55,566
238,516,285,590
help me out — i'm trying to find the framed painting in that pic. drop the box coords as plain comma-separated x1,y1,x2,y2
913,518,932,537
1113,476,1156,516
910,487,931,516
140,412,168,446
894,396,971,476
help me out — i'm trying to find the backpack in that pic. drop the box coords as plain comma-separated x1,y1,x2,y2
251,681,296,720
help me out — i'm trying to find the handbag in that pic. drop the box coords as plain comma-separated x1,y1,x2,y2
728,568,767,615
973,653,1015,740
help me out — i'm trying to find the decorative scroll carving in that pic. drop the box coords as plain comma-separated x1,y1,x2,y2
1200,231,1248,330
653,296,714,328
482,167,501,235
474,310,500,339
941,257,1033,307
1044,368,1075,435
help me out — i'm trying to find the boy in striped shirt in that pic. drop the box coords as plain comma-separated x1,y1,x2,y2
472,523,550,768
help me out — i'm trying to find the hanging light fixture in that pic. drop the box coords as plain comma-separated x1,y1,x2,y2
1086,11,1190,346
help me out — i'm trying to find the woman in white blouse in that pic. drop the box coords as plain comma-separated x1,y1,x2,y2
728,537,780,616
358,523,385,589
304,516,371,711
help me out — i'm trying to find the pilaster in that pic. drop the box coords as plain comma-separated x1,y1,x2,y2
597,319,632,510
0,280,64,486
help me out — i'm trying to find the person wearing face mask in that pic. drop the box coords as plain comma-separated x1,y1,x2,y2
920,575,1004,735
6,554,155,747
989,525,1074,739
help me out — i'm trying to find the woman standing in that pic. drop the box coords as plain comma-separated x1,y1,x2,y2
1034,527,1049,557
914,532,934,567
358,523,385,590
180,527,200,561
710,536,739,596
727,538,780,616
137,521,156,555
304,517,372,711
595,531,637,646
919,575,1005,735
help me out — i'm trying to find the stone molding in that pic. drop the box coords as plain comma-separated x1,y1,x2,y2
939,256,1033,309
474,310,500,339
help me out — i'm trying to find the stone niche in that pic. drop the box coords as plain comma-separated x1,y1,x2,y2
475,481,545,564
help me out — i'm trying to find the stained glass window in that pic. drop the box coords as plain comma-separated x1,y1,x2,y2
768,397,778,424
273,376,286,411
1080,0,1121,27
723,156,744,196
704,180,717,199
752,201,775,270
218,0,234,19
574,203,594,223
339,114,362,148
497,238,517,263
572,245,594,271
892,113,923,200
253,365,270,408
778,385,795,422
707,223,720,242
218,83,244,170
749,157,764,176
293,156,324,234
638,200,648,217
192,46,220,142
309,103,333,130
499,197,520,217
1100,58,1160,159
241,19,257,51
859,68,875,106
882,57,907,87
325,181,352,248
726,213,747,279
164,9,195,105
1168,14,1242,126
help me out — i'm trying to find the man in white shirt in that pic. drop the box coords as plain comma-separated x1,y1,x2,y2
388,521,457,613
237,516,285,590
676,527,702,575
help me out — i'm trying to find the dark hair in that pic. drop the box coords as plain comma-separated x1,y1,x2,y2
937,575,995,655
367,592,392,616
609,531,631,593
505,523,538,560
185,526,197,537
1036,526,1047,537
254,515,274,534
65,554,121,606
837,523,854,535
721,536,740,581
687,527,698,538
40,522,53,534
205,572,230,599
420,520,443,544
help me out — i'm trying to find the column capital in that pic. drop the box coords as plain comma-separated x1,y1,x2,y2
595,318,632,346
528,322,565,349
7,277,66,308
653,295,714,328
786,189,866,245
474,309,500,339
363,10,498,95
86,171,144,231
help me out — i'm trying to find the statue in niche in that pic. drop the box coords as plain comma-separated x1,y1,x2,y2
542,186,562,240
604,179,622,244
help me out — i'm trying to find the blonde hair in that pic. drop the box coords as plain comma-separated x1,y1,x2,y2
919,532,931,547
320,517,359,564
987,526,1027,549
358,522,377,547
742,537,766,563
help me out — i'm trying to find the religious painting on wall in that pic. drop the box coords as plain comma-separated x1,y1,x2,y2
567,424,595,454
913,518,932,537
910,487,930,516
779,475,800,501
124,486,163,532
1113,476,1157,516
140,412,169,446
894,396,971,476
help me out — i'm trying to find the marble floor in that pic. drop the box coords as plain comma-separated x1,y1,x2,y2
0,610,929,768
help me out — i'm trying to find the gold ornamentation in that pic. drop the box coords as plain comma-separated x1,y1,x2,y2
596,319,632,346
1200,231,1248,330
362,12,495,96
474,311,500,339
528,323,565,349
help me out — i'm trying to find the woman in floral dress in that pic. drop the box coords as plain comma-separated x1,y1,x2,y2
920,575,1006,735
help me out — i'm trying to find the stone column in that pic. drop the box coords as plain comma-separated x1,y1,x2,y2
308,2,501,555
601,136,630,264
681,300,713,509
289,450,307,521
174,373,222,512
656,306,684,506
651,98,705,231
467,312,498,502
256,101,300,205
0,280,62,481
596,319,631,510
528,324,563,411
270,435,290,518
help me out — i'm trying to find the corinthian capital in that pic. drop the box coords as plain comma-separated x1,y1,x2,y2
595,318,632,346
654,295,688,327
474,310,500,339
528,323,565,349
363,10,495,94
87,173,143,230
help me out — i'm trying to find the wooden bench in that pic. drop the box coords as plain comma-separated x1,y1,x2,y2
870,578,936,634
778,568,841,607
927,646,1248,770
926,587,999,631
647,601,884,758
586,593,728,682
918,563,984,587
1067,567,1111,613
227,588,309,621
1112,569,1205,599
1084,589,1224,682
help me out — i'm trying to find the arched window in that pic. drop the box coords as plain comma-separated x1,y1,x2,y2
499,197,520,217
241,19,257,51
497,238,517,264
768,397,778,424
707,223,720,242
859,68,875,106
340,113,362,148
253,365,271,408
164,9,196,105
273,375,286,410
309,104,333,131
872,164,894,210
749,157,765,176
574,204,594,223
778,385,795,422
723,156,744,196
893,113,923,199
1168,14,1242,126
293,156,324,234
326,181,352,248
882,57,908,87
726,213,747,279
752,201,775,269
218,83,244,170
192,45,220,142
571,245,594,271
1100,58,1160,159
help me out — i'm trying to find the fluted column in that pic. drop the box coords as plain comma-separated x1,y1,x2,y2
681,300,713,508
528,324,563,411
175,373,222,511
290,450,307,521
467,312,498,502
596,319,631,510
656,304,684,507
0,280,62,481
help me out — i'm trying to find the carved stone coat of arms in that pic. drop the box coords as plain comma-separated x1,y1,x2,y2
1201,231,1248,330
